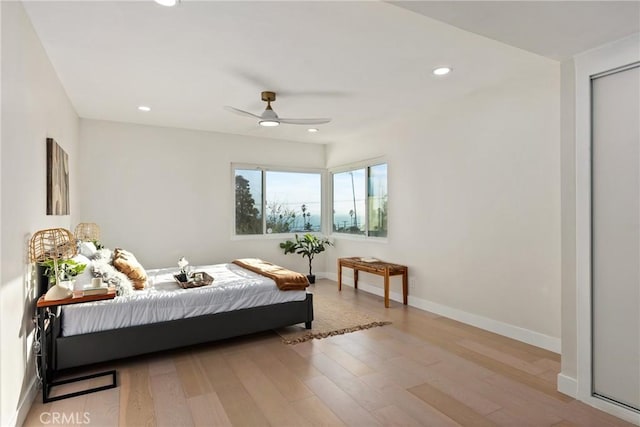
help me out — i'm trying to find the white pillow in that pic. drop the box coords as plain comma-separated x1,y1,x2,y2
78,241,97,258
92,248,113,261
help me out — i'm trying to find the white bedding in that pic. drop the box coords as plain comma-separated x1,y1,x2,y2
61,263,308,336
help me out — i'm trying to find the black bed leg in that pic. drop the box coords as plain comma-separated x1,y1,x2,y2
305,321,312,329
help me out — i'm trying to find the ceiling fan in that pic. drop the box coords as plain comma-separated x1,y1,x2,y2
224,91,331,127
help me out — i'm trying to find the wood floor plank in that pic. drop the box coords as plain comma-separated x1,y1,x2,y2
290,395,347,426
263,339,324,381
408,381,498,427
83,386,119,426
174,353,212,398
149,371,194,427
315,339,376,377
457,338,548,375
187,392,232,427
197,351,270,426
246,345,315,402
373,383,463,427
464,375,565,425
420,362,503,416
304,375,383,426
226,352,312,426
118,362,156,427
372,404,424,427
147,356,177,377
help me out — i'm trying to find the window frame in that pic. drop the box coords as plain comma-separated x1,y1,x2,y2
231,163,326,240
329,158,388,240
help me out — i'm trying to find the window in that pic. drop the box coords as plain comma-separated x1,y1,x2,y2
332,162,387,237
234,167,322,236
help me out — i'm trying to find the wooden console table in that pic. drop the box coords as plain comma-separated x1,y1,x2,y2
337,257,408,308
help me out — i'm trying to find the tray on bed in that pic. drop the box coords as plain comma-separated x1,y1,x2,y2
174,271,214,289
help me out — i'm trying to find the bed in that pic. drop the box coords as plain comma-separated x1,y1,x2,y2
46,259,314,371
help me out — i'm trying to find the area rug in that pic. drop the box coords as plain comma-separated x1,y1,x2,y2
276,294,391,345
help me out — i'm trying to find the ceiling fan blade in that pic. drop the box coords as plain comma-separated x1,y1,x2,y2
278,118,332,125
224,106,262,119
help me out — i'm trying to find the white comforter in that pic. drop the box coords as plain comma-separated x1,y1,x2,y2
61,263,308,336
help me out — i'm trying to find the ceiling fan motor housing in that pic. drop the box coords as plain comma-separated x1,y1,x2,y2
261,91,276,102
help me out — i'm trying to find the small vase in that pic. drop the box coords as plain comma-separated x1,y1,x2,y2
44,282,73,300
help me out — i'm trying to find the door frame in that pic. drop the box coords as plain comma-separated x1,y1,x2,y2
575,33,640,424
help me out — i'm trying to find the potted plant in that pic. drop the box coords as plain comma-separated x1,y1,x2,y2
279,233,333,284
42,258,87,287
40,258,87,300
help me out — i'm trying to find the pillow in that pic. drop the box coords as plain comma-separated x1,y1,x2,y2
92,257,134,297
92,248,113,261
78,241,97,258
112,248,147,290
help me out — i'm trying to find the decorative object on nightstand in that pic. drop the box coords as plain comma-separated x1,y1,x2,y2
279,233,333,284
29,228,78,300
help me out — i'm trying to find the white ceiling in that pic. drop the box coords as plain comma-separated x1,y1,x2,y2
392,1,640,61
22,1,639,144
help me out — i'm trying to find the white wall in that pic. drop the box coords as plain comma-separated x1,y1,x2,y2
326,62,561,351
0,2,80,425
78,119,325,273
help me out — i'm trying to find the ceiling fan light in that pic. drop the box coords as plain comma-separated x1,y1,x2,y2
259,120,280,127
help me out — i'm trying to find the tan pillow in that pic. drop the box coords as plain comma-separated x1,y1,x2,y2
112,248,147,290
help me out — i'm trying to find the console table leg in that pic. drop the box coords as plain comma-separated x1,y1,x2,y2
402,269,408,305
384,268,390,308
354,270,359,289
338,260,342,291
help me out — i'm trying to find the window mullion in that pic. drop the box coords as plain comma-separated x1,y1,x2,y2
364,166,370,237
262,169,267,235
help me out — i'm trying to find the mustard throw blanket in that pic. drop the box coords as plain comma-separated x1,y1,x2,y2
232,258,309,291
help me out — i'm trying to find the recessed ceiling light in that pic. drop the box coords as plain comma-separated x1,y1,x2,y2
138,105,151,112
154,0,178,6
433,67,452,76
307,128,319,133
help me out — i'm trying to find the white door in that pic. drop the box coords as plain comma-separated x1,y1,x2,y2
591,63,640,411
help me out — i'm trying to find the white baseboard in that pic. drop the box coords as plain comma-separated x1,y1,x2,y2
10,376,38,427
324,273,561,354
557,373,578,398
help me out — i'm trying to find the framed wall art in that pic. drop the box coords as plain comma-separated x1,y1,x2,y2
46,138,70,215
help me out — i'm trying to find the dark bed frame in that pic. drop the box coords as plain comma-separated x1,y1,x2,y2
39,293,313,402
51,293,314,370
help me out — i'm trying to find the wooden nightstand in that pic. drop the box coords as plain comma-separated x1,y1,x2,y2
36,288,117,403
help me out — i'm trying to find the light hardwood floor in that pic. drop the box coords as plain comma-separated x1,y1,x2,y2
24,280,636,426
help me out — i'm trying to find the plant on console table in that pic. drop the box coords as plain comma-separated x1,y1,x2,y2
41,258,87,297
279,233,333,284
